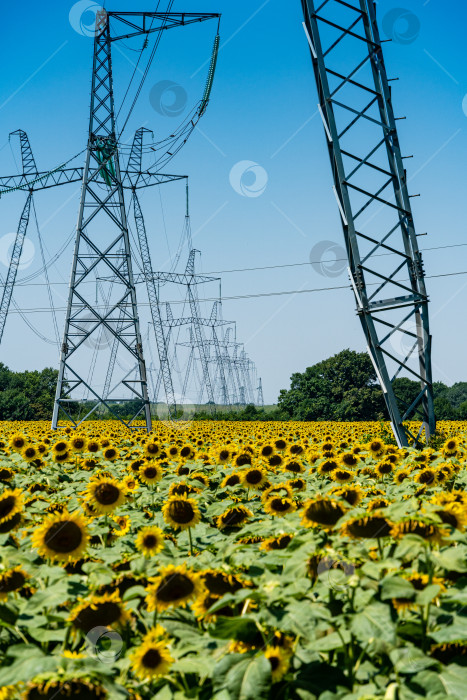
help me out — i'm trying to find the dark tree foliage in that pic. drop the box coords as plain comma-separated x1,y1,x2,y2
277,349,386,421
0,364,59,420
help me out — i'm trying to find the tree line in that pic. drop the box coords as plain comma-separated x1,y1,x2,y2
1,352,467,422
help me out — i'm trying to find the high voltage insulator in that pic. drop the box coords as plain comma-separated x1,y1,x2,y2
301,0,435,446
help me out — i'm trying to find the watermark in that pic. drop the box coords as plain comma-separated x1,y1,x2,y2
382,8,420,45
462,94,467,117
85,626,123,664
310,240,346,278
317,556,355,591
69,1,106,37
0,233,35,271
229,160,268,198
80,317,113,351
388,318,428,361
149,81,188,117
157,393,198,431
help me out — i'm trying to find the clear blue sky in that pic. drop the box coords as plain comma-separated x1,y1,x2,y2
1,0,467,404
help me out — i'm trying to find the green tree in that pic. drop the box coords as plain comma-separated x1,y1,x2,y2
278,349,386,421
0,364,59,420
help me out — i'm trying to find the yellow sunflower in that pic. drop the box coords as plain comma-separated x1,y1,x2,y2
263,496,296,517
21,445,38,463
221,472,241,488
145,564,202,611
162,495,201,531
32,510,89,562
216,505,253,530
69,590,130,634
51,440,70,457
241,466,267,490
135,525,165,556
8,433,26,452
70,435,87,453
264,646,291,682
130,627,173,681
139,462,163,485
86,475,127,514
260,534,294,551
341,514,393,539
0,566,28,600
0,488,23,533
301,497,345,529
103,446,119,462
111,515,131,537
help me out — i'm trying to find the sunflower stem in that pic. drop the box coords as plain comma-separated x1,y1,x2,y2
153,608,158,628
188,527,193,556
62,624,71,652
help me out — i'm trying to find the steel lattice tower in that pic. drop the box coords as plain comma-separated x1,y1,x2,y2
301,0,435,446
52,10,219,430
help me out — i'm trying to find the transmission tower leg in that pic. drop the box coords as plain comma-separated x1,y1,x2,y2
187,285,215,410
0,194,32,344
301,0,435,446
52,10,151,431
133,190,177,419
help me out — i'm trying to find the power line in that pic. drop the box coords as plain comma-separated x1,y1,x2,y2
4,240,467,288
6,268,467,315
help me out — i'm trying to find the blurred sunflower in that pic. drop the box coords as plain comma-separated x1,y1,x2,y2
145,564,202,611
301,497,345,529
70,435,87,452
103,446,119,462
21,445,38,463
51,440,69,457
162,495,201,530
341,514,393,539
260,534,294,551
69,590,130,633
32,510,89,562
263,496,296,517
130,626,173,681
0,488,23,531
221,473,241,488
111,515,131,537
0,566,28,600
217,505,253,530
264,646,291,682
241,466,267,490
86,475,127,514
136,525,165,556
139,462,163,485
9,434,26,452
144,442,160,459
331,468,354,484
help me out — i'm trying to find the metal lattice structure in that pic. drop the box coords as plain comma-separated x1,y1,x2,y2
0,131,36,345
52,10,219,430
0,194,32,345
133,186,177,419
301,0,435,446
257,377,264,408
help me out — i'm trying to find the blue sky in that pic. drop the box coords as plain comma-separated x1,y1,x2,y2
0,0,467,404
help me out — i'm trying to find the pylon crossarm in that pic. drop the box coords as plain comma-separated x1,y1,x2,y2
106,12,220,42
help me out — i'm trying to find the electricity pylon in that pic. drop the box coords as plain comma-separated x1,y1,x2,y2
0,132,36,344
301,0,435,446
52,9,219,430
257,377,264,408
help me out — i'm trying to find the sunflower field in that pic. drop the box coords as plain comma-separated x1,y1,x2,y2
0,420,467,700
